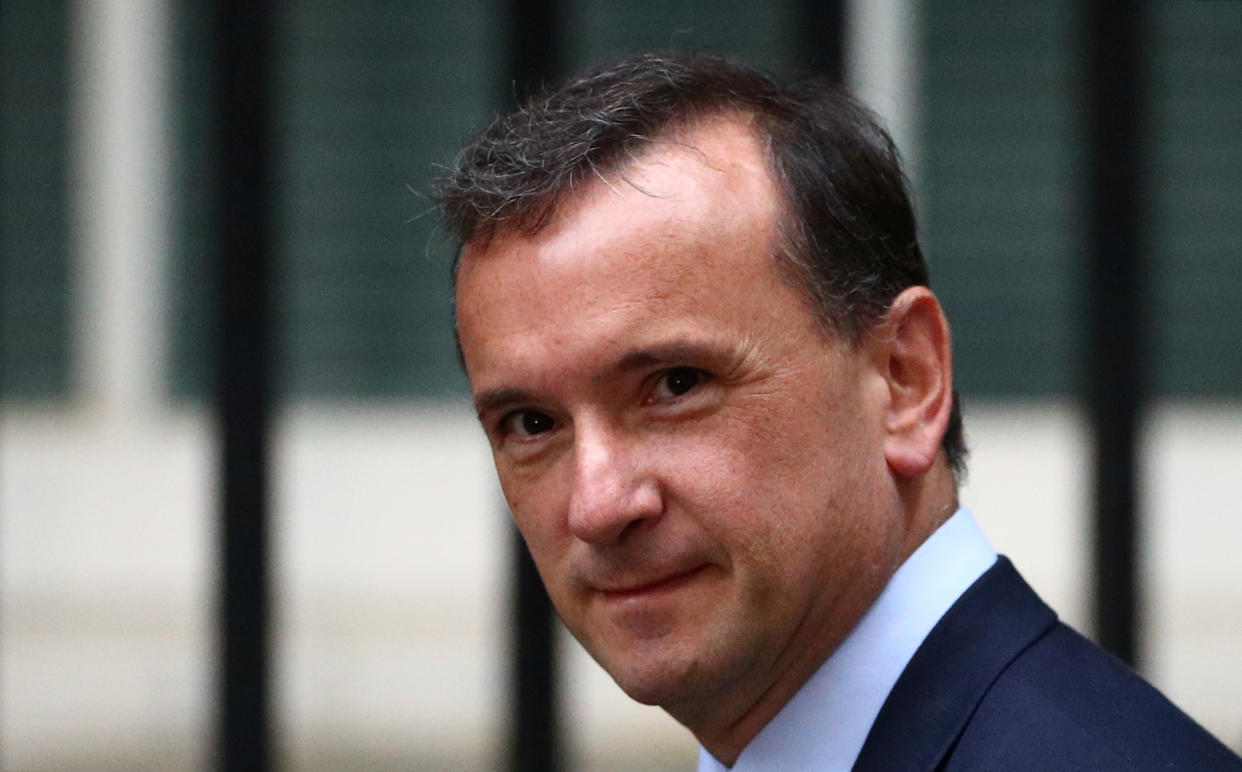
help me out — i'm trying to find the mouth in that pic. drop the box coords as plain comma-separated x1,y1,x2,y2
596,565,709,602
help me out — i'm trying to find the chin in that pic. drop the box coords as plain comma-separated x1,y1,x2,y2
582,630,691,699
598,635,739,712
609,660,701,707
574,592,749,710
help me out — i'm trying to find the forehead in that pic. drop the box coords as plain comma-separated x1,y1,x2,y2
459,118,779,280
454,118,810,377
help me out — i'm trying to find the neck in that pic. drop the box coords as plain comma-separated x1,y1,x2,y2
686,458,960,765
677,576,884,765
897,457,959,562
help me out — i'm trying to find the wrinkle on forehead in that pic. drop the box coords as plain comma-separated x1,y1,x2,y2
587,109,769,197
454,115,804,388
465,115,779,260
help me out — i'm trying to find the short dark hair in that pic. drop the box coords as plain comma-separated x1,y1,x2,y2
435,51,966,476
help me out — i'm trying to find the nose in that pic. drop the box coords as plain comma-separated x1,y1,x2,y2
566,423,663,545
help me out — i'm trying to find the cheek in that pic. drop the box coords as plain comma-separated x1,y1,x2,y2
502,476,585,621
665,391,877,561
497,463,572,559
659,416,816,551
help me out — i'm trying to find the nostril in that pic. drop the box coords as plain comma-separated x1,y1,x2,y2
568,426,665,548
567,441,663,545
616,514,649,543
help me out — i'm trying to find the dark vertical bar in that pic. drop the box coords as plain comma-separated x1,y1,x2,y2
509,533,560,772
215,0,274,769
1085,0,1145,667
504,2,563,770
508,0,564,103
801,0,846,82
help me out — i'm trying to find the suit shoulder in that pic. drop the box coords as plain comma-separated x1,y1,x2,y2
946,623,1241,770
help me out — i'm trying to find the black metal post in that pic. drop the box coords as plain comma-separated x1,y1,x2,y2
1085,0,1146,668
510,538,560,772
214,1,275,769
801,0,846,83
504,3,564,770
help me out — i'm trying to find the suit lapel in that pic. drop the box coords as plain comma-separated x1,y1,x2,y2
852,557,1058,771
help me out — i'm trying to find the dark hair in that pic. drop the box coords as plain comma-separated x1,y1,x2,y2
435,51,966,476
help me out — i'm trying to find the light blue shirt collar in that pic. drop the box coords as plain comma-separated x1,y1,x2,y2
697,507,997,771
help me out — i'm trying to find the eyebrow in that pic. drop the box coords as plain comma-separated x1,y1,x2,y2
473,386,533,417
472,339,734,416
604,340,727,380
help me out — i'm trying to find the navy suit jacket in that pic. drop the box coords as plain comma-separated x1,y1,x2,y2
853,557,1241,770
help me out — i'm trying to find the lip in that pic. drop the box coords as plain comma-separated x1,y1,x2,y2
596,565,709,601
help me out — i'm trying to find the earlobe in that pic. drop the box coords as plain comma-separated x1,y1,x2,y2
879,287,954,479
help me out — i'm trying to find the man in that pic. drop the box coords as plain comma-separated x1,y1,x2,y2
436,52,1240,770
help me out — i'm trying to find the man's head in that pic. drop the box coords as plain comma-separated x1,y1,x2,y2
438,52,962,760
440,52,964,471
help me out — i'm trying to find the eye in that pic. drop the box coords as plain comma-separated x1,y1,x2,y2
501,409,556,438
652,367,705,400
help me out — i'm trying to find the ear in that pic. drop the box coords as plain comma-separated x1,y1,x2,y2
876,287,954,479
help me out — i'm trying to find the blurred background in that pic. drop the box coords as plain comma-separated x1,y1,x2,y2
2,0,1240,769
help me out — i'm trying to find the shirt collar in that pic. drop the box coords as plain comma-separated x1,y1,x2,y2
697,507,997,771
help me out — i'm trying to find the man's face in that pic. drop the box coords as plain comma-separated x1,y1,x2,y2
455,119,907,725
